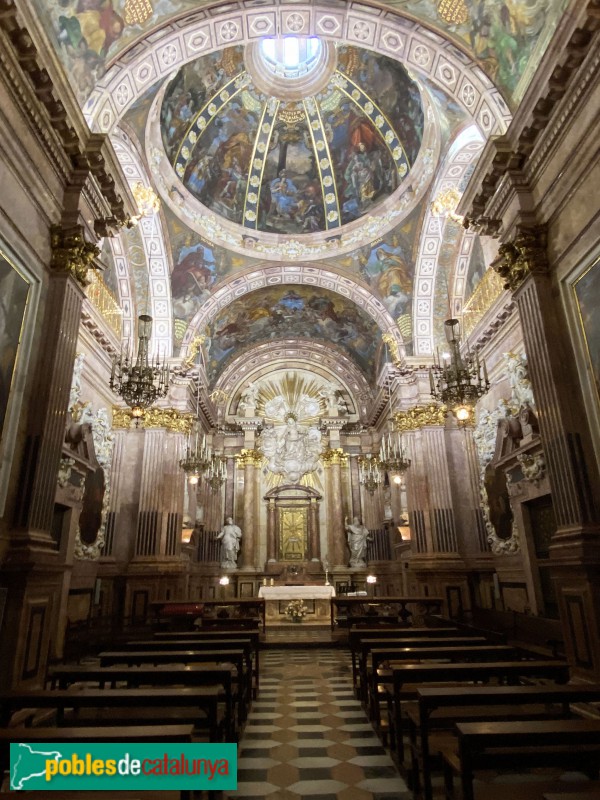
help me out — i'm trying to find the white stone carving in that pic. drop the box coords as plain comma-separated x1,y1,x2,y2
505,352,535,409
258,417,323,484
58,457,76,489
69,352,85,411
239,382,260,410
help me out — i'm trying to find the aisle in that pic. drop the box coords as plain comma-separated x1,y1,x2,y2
225,647,409,799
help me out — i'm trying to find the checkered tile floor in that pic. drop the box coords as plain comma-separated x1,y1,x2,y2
224,647,410,799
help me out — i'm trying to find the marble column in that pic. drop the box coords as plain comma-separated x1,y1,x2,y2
16,272,86,536
349,455,362,520
224,456,236,519
496,231,600,675
266,499,277,563
421,426,458,553
241,456,258,570
308,498,321,562
135,429,166,557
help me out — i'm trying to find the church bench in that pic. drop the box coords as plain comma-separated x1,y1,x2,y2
331,596,444,630
367,645,517,726
442,719,600,800
385,659,570,763
97,649,248,726
138,635,261,695
0,687,225,743
348,627,461,690
410,684,600,800
355,637,487,702
0,725,194,799
48,664,236,739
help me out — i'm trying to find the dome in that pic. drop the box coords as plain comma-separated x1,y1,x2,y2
158,41,425,238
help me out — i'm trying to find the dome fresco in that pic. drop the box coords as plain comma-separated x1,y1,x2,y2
159,44,424,237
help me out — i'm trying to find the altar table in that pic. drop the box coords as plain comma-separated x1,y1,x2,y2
258,585,335,625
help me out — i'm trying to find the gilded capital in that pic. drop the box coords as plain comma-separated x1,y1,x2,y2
236,448,263,467
493,227,548,292
51,225,100,287
111,406,194,433
393,403,447,431
321,447,347,466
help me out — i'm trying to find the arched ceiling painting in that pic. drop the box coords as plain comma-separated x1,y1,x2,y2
203,285,382,386
28,0,569,384
34,0,566,104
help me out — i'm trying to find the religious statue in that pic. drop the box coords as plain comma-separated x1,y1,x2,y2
318,381,345,415
215,517,242,569
345,516,372,567
258,415,323,484
239,382,260,411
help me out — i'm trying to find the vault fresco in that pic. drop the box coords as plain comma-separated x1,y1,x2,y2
34,0,566,105
204,286,382,385
159,45,423,235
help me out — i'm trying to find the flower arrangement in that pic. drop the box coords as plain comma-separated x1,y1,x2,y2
285,599,308,621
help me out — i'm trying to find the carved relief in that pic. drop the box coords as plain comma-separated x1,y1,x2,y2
517,452,546,485
51,225,100,287
492,227,548,292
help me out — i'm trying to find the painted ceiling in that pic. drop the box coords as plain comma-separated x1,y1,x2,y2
27,0,570,386
159,45,424,236
203,285,382,385
34,0,566,105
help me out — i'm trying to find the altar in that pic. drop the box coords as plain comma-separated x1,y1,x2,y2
258,585,335,626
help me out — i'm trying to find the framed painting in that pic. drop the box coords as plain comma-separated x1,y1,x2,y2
0,248,32,513
573,255,600,406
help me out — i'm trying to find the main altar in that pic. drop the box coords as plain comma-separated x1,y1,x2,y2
258,585,335,626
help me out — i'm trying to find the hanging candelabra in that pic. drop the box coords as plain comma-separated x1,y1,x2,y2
179,428,212,484
379,432,411,481
110,314,170,421
430,317,489,426
206,454,227,493
359,455,382,495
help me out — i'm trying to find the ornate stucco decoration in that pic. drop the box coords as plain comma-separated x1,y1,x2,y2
393,404,447,431
473,351,538,554
258,418,323,484
111,406,194,433
492,227,548,292
517,452,546,485
58,457,76,489
51,225,100,287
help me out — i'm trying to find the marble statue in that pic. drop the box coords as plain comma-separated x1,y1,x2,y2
318,381,345,414
216,517,242,569
239,382,260,410
258,415,323,484
345,516,372,567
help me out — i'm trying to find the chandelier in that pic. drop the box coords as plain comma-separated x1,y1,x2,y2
359,455,382,495
110,314,170,421
430,318,489,425
180,429,211,484
206,455,227,493
379,432,411,480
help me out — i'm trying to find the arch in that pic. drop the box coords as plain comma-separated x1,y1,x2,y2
179,264,404,358
212,339,374,423
265,484,321,500
111,128,174,357
84,2,511,138
412,124,484,356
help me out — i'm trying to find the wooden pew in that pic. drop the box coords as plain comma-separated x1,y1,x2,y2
356,637,487,702
332,596,444,630
443,719,600,800
411,684,600,800
367,645,516,722
386,659,570,762
151,598,265,632
48,664,236,740
97,649,248,726
138,635,261,695
0,687,225,743
349,627,461,690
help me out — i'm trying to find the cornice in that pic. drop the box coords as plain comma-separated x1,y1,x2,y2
460,0,600,232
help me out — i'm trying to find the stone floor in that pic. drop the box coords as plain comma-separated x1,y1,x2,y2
224,646,410,800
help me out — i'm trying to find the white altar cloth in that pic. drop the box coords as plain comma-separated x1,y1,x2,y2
258,585,335,600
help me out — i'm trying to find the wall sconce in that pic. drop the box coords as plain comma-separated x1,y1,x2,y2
181,527,194,544
219,576,230,586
